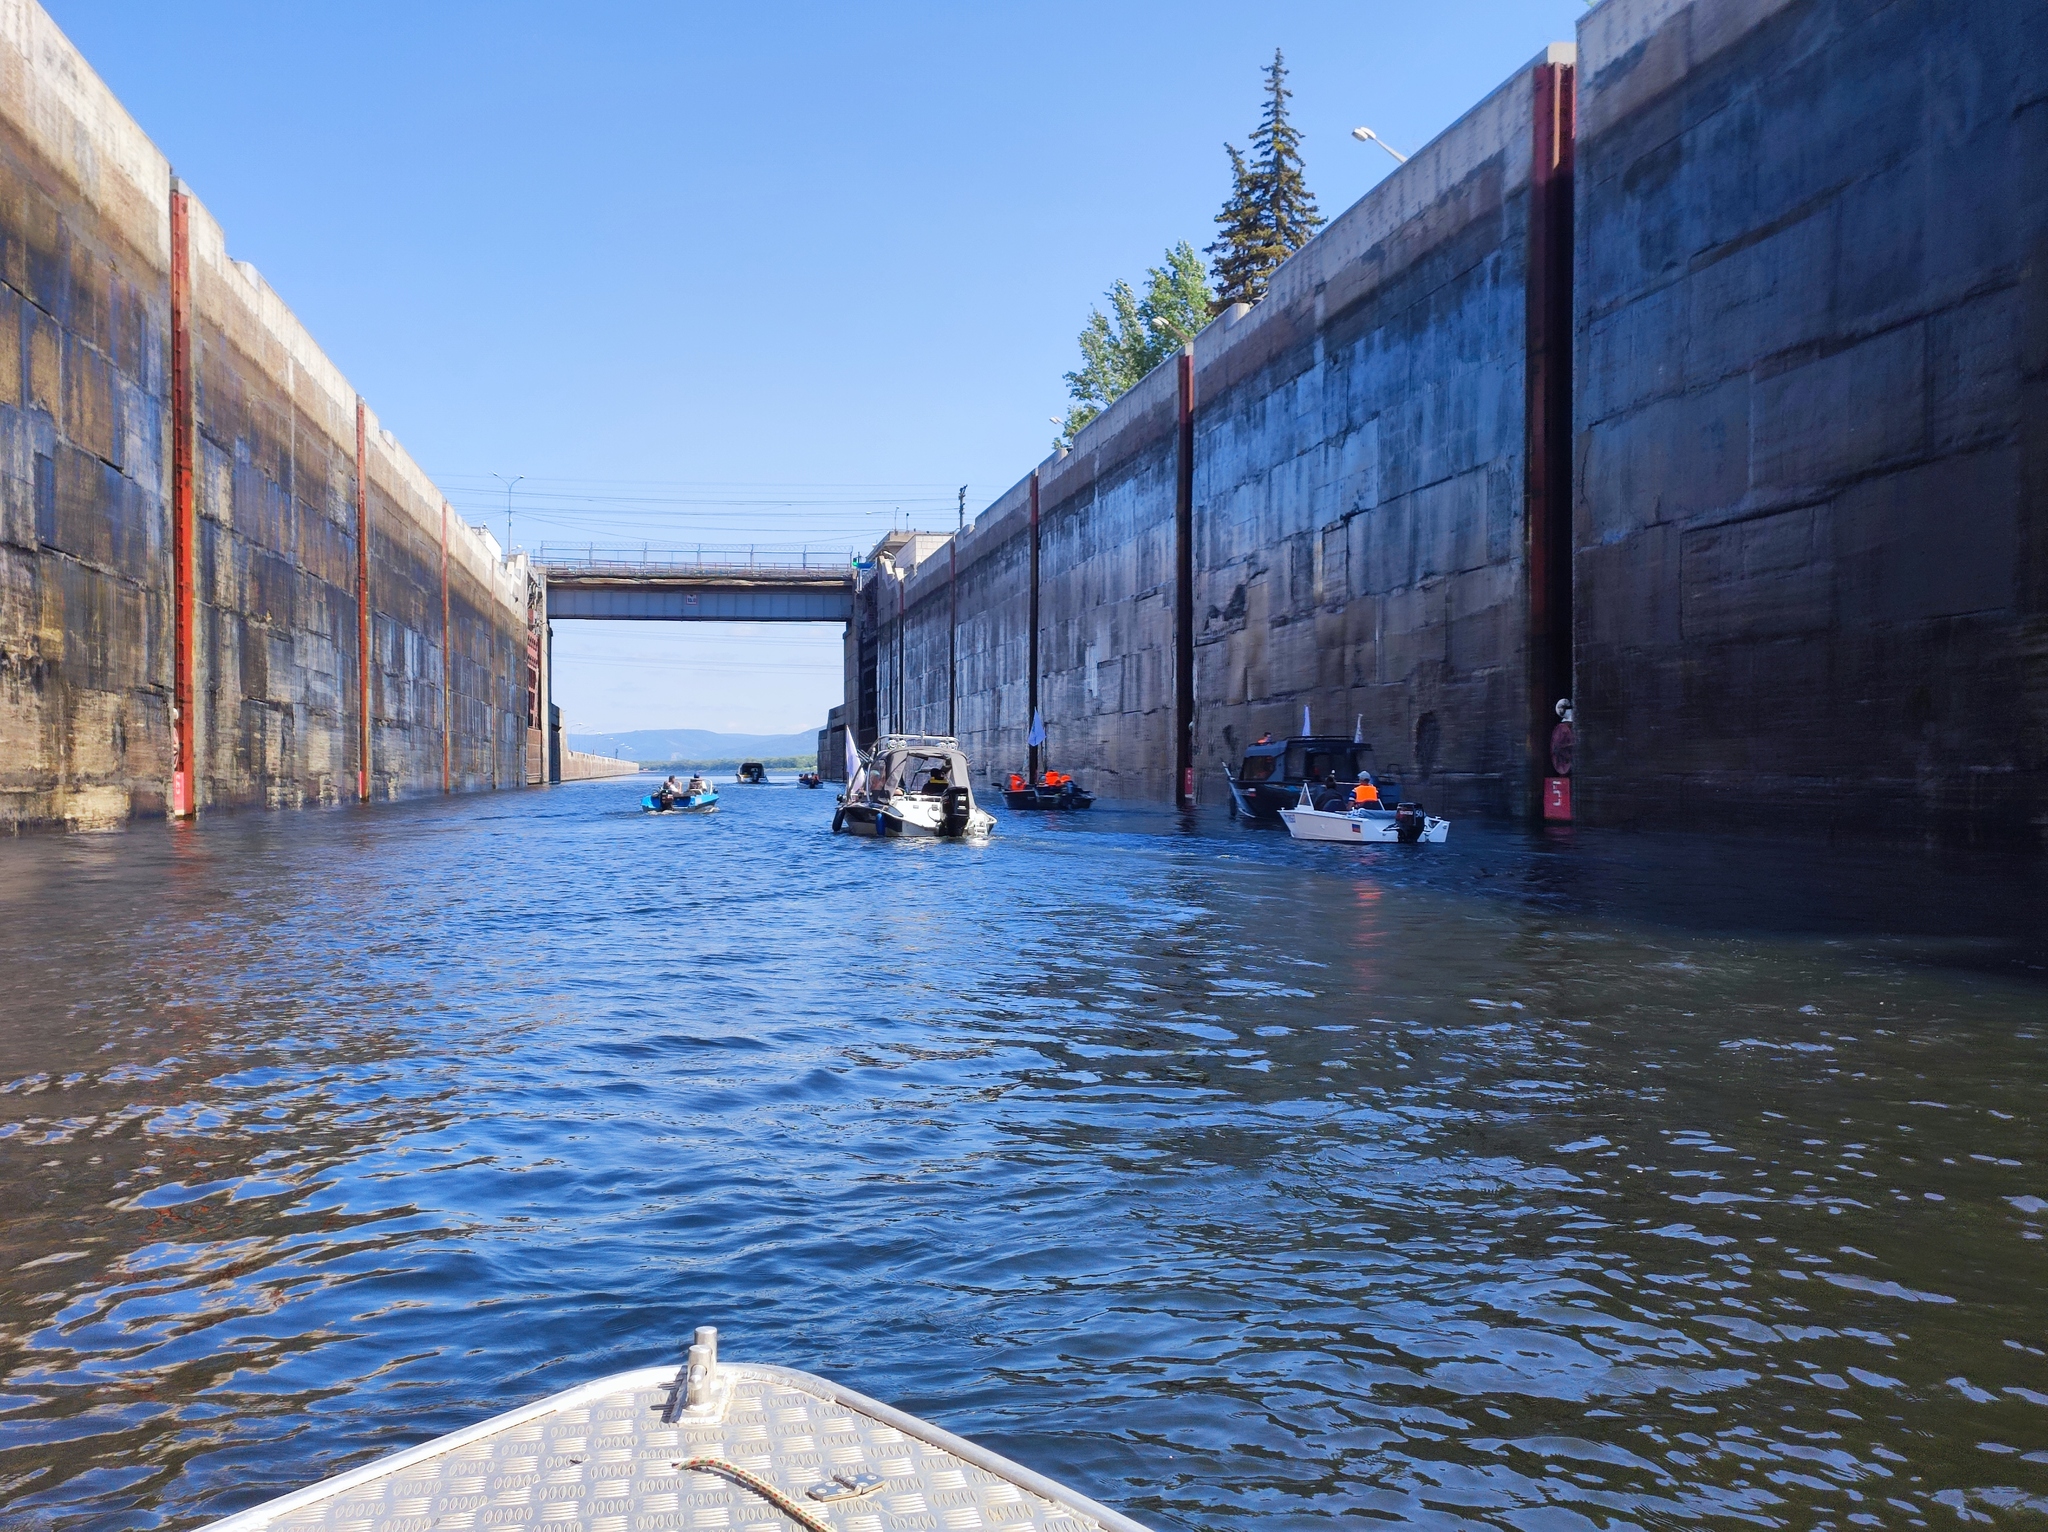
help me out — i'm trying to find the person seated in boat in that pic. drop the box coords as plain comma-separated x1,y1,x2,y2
1254,732,1273,745
1008,772,1026,793
920,764,952,797
1300,769,1337,810
1352,778,1382,808
685,773,710,796
1042,769,1071,789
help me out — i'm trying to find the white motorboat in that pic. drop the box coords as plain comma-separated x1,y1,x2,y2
834,734,997,840
197,1328,1150,1532
1280,793,1450,844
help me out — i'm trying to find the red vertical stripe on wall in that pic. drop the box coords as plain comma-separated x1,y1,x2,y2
355,400,371,800
947,539,958,738
1174,346,1195,809
1524,59,1576,814
1026,471,1040,784
168,189,197,817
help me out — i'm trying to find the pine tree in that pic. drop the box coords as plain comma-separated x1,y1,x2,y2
1058,243,1212,446
1207,49,1323,311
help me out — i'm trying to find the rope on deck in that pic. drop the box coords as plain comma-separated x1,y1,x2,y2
676,1457,836,1532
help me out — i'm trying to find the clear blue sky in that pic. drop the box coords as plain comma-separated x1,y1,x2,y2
48,1,1585,737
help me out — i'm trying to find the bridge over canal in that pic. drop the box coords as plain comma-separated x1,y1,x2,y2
535,547,857,623
523,546,859,784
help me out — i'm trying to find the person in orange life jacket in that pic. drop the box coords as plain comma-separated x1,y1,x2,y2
1043,769,1071,788
1008,772,1027,792
1254,733,1273,745
1353,779,1381,807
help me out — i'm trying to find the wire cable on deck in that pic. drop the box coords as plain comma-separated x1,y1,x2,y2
675,1457,836,1532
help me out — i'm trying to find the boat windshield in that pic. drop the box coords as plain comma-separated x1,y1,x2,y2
877,750,968,798
1239,753,1280,784
1282,742,1375,782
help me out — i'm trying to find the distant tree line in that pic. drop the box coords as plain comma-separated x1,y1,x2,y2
639,754,817,771
1057,50,1324,447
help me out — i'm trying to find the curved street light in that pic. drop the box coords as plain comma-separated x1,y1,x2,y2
1351,125,1408,164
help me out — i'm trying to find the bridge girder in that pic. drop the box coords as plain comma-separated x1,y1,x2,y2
543,579,852,622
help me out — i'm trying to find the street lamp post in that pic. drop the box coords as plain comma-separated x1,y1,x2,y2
491,473,524,556
1351,126,1408,164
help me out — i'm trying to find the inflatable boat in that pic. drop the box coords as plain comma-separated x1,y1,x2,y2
642,790,718,812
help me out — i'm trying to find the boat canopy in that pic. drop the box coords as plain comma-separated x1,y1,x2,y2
863,735,975,798
1237,736,1375,784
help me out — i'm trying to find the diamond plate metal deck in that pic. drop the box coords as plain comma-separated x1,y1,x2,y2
201,1363,1152,1532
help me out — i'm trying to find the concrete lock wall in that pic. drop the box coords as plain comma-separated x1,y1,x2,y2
855,0,2044,848
0,0,174,828
861,47,1577,815
0,0,528,829
1191,49,1576,816
1573,0,2048,842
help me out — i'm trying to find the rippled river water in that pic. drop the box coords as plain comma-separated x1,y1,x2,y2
1,781,2044,1531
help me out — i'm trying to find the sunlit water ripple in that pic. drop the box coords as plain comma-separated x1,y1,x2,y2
1,781,2044,1530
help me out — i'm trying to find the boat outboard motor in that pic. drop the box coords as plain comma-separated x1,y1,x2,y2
1395,802,1426,844
941,785,973,838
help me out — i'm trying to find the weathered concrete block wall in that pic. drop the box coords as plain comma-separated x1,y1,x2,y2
184,193,356,808
559,747,634,781
884,475,1037,781
0,0,526,828
1574,0,2048,842
1035,363,1179,798
0,0,173,827
871,49,1574,812
950,479,1035,776
1190,50,1571,817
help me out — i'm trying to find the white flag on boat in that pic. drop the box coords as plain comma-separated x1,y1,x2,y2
1301,703,1312,735
1026,709,1046,748
1354,714,1365,744
844,729,861,783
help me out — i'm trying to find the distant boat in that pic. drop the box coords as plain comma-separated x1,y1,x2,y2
735,761,769,784
1001,771,1095,811
196,1328,1152,1532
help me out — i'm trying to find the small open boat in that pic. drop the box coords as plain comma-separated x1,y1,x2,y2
1001,771,1095,811
642,789,719,813
1280,795,1449,844
197,1328,1151,1532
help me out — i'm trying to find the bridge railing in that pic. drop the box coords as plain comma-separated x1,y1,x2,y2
533,545,860,579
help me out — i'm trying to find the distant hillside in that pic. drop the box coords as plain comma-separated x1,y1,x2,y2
567,728,818,765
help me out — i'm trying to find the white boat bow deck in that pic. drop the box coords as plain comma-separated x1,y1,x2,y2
199,1331,1150,1532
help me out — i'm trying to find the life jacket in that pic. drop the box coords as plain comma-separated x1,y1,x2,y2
1044,770,1070,787
1009,774,1025,791
1354,782,1380,805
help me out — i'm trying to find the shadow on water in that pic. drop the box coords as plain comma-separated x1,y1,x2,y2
0,781,2042,1530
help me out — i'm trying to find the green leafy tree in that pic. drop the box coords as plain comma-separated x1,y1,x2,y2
1207,49,1323,310
1058,242,1211,446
